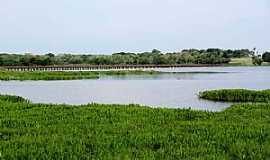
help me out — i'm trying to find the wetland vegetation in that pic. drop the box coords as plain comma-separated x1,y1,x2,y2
0,69,231,81
0,94,269,159
0,70,158,81
199,89,270,102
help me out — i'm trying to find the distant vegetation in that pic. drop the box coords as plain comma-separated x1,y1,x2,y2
250,48,269,66
199,89,270,102
0,48,255,66
227,57,254,66
0,94,269,159
0,70,158,81
262,52,270,63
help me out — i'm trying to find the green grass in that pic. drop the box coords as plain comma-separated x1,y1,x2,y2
0,70,158,81
0,95,270,159
228,57,254,66
0,95,30,103
199,89,270,102
227,57,270,66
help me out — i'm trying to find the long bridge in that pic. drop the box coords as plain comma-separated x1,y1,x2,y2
1,64,222,71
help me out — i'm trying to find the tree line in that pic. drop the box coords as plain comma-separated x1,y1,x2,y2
0,48,267,66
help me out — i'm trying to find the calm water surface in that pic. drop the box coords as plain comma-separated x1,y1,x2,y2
0,67,269,111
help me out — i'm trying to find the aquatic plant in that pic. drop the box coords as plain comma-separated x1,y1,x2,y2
0,70,158,81
0,94,269,159
199,89,270,102
0,94,29,103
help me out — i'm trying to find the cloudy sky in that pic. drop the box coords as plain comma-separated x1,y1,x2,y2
0,0,269,54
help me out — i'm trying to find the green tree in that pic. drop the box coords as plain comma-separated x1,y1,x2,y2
262,52,270,62
252,56,263,66
0,57,3,65
151,49,161,54
46,53,55,58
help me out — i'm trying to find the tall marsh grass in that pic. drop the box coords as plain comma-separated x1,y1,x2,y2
0,70,158,81
199,89,270,102
0,94,29,103
0,94,269,159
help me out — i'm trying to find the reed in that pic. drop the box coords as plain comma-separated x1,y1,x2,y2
0,94,269,159
199,89,270,102
0,94,29,103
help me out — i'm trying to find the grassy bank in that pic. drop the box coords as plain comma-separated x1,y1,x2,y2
0,70,158,81
0,95,269,159
227,57,253,66
227,57,270,66
199,89,270,102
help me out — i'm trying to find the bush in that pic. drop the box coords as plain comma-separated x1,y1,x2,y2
262,52,270,62
252,56,263,66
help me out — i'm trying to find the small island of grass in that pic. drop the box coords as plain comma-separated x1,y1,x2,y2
199,89,270,102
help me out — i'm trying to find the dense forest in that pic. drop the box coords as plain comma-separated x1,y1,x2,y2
0,48,260,66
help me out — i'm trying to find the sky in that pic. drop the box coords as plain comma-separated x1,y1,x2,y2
0,0,269,54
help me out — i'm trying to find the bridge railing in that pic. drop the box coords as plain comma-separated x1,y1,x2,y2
1,64,222,71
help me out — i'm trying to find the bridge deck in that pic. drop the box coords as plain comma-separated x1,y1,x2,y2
1,64,222,71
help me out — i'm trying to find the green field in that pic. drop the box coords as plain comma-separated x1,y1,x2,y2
0,94,269,159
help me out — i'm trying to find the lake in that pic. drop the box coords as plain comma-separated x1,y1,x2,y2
0,67,269,111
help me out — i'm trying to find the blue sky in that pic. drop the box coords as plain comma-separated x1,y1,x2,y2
0,0,269,54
